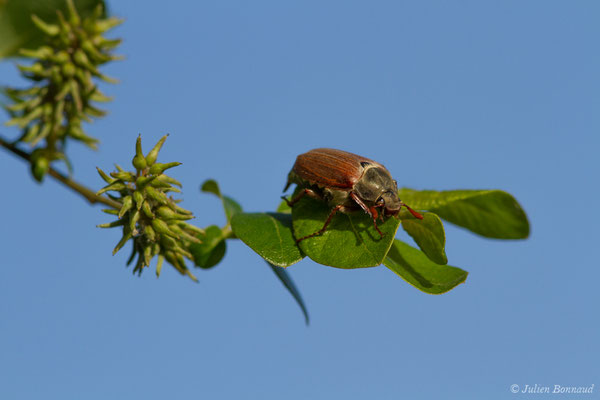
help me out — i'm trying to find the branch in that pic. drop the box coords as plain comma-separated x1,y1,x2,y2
0,135,121,209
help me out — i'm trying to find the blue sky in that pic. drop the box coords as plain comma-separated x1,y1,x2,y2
1,1,599,399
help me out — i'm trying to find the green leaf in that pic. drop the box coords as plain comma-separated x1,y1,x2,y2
231,212,304,268
0,0,105,59
201,179,242,223
292,195,400,268
384,240,468,294
276,199,291,214
189,225,226,269
267,262,309,325
200,179,220,196
400,211,447,265
398,189,529,239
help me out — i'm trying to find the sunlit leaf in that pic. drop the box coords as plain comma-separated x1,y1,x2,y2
292,195,400,268
231,212,304,268
399,189,529,239
276,199,291,214
189,225,226,269
400,211,447,265
384,240,468,294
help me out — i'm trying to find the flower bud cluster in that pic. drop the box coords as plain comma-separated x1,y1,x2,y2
3,0,122,181
97,135,203,281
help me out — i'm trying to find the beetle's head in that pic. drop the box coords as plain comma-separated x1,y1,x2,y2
378,189,402,216
354,167,400,212
355,167,424,220
379,190,424,220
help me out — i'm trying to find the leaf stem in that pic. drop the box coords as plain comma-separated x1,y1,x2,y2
0,135,121,209
221,224,237,240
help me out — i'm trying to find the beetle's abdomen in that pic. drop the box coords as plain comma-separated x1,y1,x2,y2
292,148,378,189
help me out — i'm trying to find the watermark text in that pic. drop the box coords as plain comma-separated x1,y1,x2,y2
510,384,594,394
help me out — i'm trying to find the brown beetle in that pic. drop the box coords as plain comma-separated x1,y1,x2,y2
283,148,423,243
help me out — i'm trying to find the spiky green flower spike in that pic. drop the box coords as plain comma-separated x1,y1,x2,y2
3,0,122,181
97,135,204,281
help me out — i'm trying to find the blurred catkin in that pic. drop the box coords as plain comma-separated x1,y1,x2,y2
3,0,122,181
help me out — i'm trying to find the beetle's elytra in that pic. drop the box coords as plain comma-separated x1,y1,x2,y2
283,148,423,243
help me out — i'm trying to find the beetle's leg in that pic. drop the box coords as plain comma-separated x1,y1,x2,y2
400,201,424,220
375,203,386,222
368,206,385,238
349,192,371,215
369,205,379,220
282,188,323,207
296,204,346,243
350,192,385,238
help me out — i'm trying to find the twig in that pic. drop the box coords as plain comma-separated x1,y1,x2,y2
0,135,121,209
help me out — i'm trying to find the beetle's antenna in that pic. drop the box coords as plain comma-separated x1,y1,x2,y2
401,202,424,220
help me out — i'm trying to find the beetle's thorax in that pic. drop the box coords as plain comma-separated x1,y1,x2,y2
353,166,401,214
